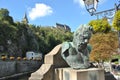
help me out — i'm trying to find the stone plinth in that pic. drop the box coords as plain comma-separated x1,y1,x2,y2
55,68,105,80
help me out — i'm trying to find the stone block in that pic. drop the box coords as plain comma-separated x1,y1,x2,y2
55,68,105,80
45,44,69,68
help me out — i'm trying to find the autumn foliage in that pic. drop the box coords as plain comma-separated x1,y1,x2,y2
89,32,118,63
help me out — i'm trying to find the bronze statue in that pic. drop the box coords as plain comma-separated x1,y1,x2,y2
61,24,93,69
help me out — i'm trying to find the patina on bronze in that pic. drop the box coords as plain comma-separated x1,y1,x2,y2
61,24,93,69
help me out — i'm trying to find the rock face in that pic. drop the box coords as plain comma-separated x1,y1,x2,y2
0,25,39,57
17,26,39,57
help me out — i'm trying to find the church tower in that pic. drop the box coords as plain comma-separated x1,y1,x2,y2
22,13,29,24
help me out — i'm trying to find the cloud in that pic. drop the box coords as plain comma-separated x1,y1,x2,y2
28,3,53,20
74,0,85,8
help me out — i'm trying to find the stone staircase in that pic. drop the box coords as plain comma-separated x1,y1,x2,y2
29,64,53,80
29,44,69,80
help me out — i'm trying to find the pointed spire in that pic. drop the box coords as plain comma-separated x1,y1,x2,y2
22,12,29,24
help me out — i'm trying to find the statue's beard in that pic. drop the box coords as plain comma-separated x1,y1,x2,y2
73,38,88,52
77,44,87,52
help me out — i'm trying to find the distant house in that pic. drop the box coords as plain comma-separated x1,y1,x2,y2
26,51,42,60
56,23,71,32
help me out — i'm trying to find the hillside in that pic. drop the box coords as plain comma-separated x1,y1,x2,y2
0,8,73,57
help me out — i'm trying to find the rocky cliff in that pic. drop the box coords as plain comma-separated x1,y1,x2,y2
0,23,39,57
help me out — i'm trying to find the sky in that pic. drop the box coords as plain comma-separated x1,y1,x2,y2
0,0,119,31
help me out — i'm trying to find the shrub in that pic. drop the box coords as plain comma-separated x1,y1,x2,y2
10,56,15,60
114,61,119,65
23,57,27,60
17,57,21,60
1,56,6,61
29,58,33,60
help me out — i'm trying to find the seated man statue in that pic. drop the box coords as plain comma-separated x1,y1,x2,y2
61,24,93,69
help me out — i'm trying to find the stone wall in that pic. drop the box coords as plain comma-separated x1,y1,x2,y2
0,61,16,77
0,60,42,78
17,60,41,73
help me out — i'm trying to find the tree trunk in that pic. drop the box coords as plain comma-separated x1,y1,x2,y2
109,60,112,72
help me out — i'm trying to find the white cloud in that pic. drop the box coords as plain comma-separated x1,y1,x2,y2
28,3,53,20
74,0,85,8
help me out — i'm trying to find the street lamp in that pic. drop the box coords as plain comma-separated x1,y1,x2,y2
83,0,120,19
83,0,99,16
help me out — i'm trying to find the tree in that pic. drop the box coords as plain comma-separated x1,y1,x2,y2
0,20,17,44
112,10,120,31
112,10,120,49
89,32,118,67
0,8,14,24
31,26,73,55
89,18,111,33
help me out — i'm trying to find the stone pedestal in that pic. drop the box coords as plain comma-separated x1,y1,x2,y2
55,68,105,80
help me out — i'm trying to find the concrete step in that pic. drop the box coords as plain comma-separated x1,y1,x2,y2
29,64,53,80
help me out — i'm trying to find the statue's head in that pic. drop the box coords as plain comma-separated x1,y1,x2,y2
73,24,93,52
